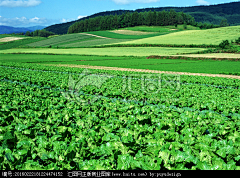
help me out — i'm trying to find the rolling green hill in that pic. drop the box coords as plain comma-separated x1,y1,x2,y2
113,26,240,46
45,2,240,34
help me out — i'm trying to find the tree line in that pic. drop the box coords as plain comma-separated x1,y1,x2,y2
8,29,55,37
68,10,225,34
25,29,55,37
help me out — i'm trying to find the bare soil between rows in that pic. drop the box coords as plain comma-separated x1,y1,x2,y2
0,37,25,42
83,33,112,39
173,53,240,59
45,64,240,80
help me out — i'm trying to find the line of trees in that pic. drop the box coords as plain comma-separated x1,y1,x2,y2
25,29,55,37
68,10,222,34
68,10,197,33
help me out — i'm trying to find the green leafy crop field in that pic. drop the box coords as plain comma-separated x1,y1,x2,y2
116,26,240,45
0,61,240,170
0,47,208,56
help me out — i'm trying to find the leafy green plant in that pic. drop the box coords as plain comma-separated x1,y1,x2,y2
219,40,230,49
235,37,240,44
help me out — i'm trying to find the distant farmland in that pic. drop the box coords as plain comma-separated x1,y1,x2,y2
115,26,240,45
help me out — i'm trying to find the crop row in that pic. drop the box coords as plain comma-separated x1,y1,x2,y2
1,62,239,87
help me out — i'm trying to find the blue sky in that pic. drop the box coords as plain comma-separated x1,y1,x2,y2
0,0,238,27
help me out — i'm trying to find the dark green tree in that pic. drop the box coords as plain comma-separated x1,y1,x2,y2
124,12,131,27
137,12,144,26
183,22,187,29
220,19,229,27
33,30,39,36
131,11,138,26
235,37,240,44
219,40,230,49
146,10,153,26
25,31,31,36
152,11,157,26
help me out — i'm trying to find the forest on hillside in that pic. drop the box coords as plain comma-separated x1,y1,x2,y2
45,2,240,34
68,10,198,33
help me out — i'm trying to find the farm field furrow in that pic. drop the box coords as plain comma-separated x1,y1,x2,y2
0,62,240,170
0,47,208,56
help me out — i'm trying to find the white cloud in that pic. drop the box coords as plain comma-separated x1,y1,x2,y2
60,18,75,23
0,0,42,7
112,0,160,5
0,15,48,26
77,15,86,19
196,0,209,5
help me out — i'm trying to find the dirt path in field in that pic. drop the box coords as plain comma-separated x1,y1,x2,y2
0,37,25,42
45,64,240,80
83,33,112,39
172,53,240,59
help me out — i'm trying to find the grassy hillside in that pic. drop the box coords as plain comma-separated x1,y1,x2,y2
27,27,184,48
115,26,240,46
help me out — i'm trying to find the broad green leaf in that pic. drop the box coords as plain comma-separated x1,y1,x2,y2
197,162,211,170
159,151,170,165
17,149,28,156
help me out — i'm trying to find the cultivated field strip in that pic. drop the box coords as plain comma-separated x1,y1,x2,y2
0,65,239,89
117,26,240,45
0,47,208,56
50,64,240,80
27,34,96,47
1,63,240,170
1,64,239,113
59,38,133,47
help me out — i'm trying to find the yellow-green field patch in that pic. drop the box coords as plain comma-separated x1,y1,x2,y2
115,26,240,45
0,47,207,57
172,53,240,59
